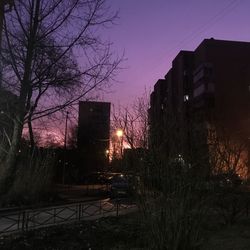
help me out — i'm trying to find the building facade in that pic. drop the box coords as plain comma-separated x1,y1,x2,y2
149,38,250,178
77,101,110,175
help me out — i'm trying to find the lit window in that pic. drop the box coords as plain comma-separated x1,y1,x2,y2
184,95,189,102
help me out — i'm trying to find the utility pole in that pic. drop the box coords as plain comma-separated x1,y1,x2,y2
62,111,69,185
0,0,14,88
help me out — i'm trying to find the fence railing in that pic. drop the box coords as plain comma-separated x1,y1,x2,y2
0,199,136,235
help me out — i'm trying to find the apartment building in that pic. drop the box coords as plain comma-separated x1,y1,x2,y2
77,101,110,175
149,38,250,178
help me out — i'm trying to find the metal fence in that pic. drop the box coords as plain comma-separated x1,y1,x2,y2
0,199,136,235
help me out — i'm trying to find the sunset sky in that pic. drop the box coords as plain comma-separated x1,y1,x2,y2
35,0,250,144
101,0,250,106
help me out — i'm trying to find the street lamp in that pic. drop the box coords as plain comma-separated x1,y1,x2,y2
116,129,123,138
116,129,123,158
105,149,109,157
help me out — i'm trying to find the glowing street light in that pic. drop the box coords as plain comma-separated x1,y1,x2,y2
116,129,124,159
105,149,109,158
116,129,123,138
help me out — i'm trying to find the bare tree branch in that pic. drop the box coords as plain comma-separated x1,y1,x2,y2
0,0,122,193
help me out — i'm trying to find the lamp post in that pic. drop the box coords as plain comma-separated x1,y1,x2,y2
62,111,69,185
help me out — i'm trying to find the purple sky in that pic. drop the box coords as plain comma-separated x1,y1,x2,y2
100,0,250,106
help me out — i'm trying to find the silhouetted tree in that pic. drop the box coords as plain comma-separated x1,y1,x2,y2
0,0,122,193
112,89,149,150
207,123,248,178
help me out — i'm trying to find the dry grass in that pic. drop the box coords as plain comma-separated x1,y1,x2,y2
1,149,56,206
0,212,144,250
1,210,250,249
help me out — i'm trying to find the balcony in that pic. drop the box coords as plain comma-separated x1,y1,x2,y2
193,82,214,98
193,63,213,84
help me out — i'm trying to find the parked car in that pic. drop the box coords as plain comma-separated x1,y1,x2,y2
110,174,135,198
83,172,107,185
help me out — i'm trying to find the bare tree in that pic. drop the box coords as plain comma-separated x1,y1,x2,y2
112,89,150,150
0,0,122,192
132,90,150,149
207,123,248,178
139,126,207,250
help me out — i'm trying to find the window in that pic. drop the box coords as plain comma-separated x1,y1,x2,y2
184,95,189,102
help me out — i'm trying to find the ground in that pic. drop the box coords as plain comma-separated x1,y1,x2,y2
2,212,250,249
0,212,145,250
202,217,250,250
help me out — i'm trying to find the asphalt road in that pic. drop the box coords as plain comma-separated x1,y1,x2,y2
55,184,110,202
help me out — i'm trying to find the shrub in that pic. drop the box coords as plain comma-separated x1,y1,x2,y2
139,155,208,250
2,149,56,206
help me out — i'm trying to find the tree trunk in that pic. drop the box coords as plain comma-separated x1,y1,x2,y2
0,112,24,195
28,116,35,149
0,0,40,195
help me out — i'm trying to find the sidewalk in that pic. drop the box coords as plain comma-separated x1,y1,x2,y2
0,198,137,235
